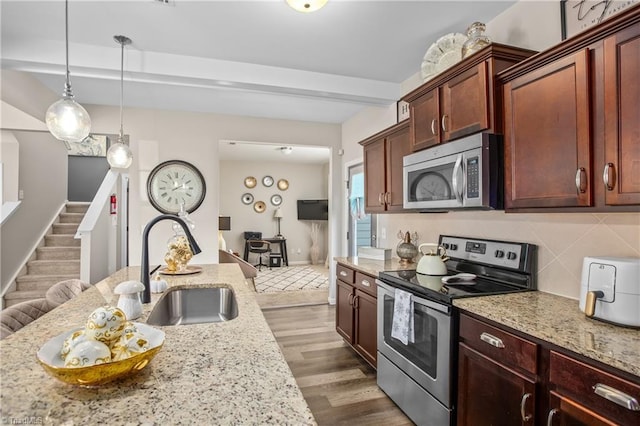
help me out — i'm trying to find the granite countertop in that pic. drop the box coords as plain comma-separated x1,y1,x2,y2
454,292,640,378
0,264,315,425
334,256,416,277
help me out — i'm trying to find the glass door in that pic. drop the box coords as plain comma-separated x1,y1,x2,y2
347,164,376,257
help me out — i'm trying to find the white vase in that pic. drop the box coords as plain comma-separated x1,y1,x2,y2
310,244,320,265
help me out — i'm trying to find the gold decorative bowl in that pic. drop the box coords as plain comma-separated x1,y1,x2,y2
36,322,165,386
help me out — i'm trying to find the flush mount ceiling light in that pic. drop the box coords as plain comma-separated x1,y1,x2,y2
106,35,133,169
45,0,91,143
286,0,328,13
280,146,293,155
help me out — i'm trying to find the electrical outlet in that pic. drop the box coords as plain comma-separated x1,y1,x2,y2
297,248,301,254
381,227,386,239
18,189,24,200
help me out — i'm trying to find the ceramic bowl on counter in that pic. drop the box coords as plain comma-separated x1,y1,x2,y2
37,322,165,386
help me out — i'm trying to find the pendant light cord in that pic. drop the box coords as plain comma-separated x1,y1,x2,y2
63,0,72,98
119,39,124,141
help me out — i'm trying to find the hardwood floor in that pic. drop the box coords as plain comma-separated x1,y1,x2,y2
262,304,413,426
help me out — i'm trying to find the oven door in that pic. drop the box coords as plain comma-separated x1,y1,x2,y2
376,279,453,407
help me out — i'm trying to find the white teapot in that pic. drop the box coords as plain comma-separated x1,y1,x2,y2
416,243,449,276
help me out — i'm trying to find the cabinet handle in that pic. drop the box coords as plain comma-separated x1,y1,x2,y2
348,293,354,306
431,118,437,135
339,270,348,277
603,163,615,191
441,114,448,132
575,167,587,193
360,279,371,287
354,295,359,309
593,383,640,411
480,332,505,348
384,192,391,205
520,393,533,422
379,193,385,206
546,408,559,426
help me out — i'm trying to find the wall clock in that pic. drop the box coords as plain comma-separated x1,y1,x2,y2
147,160,206,214
561,0,639,40
262,175,274,187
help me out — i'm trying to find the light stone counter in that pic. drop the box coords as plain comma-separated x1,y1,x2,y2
454,292,640,379
0,264,315,425
334,256,415,277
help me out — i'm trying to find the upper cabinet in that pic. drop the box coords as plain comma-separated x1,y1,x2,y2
360,120,411,213
500,5,640,210
403,44,536,152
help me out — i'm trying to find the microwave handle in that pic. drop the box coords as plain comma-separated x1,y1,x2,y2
452,154,464,203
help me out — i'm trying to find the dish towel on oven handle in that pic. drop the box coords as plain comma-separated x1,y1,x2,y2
391,288,414,345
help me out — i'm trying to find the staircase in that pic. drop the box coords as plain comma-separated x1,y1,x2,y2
4,202,88,307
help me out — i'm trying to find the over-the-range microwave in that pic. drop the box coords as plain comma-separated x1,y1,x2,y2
403,133,503,211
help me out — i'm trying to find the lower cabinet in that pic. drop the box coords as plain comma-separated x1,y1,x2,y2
335,263,377,368
457,312,640,426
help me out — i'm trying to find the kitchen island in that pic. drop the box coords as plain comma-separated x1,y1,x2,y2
0,264,315,425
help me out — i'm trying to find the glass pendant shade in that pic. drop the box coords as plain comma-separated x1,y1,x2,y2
45,97,91,142
106,140,133,169
286,0,328,13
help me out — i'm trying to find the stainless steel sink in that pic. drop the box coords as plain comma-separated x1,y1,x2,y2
146,287,238,326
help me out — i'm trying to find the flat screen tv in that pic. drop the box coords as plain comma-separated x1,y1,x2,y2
297,199,328,221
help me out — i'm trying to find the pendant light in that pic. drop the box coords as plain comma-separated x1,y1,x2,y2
286,0,328,13
106,35,133,169
45,0,91,143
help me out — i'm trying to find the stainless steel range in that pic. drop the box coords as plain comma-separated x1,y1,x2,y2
376,235,537,426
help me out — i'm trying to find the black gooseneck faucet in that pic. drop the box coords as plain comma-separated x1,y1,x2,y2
140,214,202,304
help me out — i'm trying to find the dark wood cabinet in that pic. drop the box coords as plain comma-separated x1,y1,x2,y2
404,44,535,152
603,23,640,205
458,313,538,426
503,49,592,209
500,5,640,210
335,263,377,368
360,120,411,213
458,312,640,426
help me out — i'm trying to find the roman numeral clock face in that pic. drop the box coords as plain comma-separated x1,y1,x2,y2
147,160,206,214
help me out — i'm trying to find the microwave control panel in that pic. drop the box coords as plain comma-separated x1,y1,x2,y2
466,157,479,198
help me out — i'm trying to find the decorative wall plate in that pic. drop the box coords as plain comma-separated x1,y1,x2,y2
262,175,274,187
421,33,468,82
277,179,289,191
244,176,257,188
270,194,283,206
253,201,266,213
241,193,254,205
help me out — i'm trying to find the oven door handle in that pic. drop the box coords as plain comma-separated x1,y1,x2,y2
451,154,464,204
376,279,452,315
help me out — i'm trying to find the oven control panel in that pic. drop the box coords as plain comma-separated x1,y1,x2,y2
440,236,524,270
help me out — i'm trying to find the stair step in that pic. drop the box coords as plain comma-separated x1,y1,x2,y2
36,247,81,260
4,290,48,306
15,274,79,291
52,223,79,235
45,235,80,247
66,202,90,214
59,213,84,224
27,260,80,275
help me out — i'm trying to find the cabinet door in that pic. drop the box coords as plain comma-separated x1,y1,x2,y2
353,289,377,368
547,391,617,426
458,343,536,426
410,88,440,151
385,125,411,211
603,25,640,205
363,137,387,213
504,49,592,209
336,279,354,343
441,62,490,142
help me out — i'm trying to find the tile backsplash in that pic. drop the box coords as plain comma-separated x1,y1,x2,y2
380,212,640,299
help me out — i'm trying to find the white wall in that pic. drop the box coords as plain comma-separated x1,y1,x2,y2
338,0,640,300
85,105,341,270
219,159,329,265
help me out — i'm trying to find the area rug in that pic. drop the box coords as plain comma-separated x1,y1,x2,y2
254,265,329,293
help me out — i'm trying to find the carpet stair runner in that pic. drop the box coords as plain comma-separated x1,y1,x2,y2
4,202,88,307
